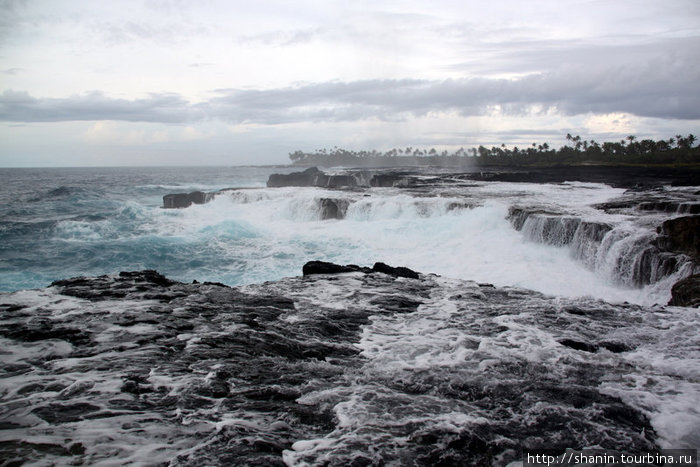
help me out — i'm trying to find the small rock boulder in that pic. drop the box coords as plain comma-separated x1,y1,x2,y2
319,198,350,220
668,274,700,307
302,261,369,276
372,262,420,279
163,191,211,209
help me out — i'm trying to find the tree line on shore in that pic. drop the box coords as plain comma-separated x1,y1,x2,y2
288,134,700,167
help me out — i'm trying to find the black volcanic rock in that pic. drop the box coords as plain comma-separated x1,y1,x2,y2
324,174,357,188
267,167,324,187
656,215,700,259
163,191,211,209
302,261,420,279
0,267,679,465
669,274,700,307
464,166,700,188
267,167,362,188
559,339,598,353
372,262,420,279
319,198,350,220
302,261,369,275
370,173,405,187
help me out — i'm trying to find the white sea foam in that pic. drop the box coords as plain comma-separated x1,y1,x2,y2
139,182,680,304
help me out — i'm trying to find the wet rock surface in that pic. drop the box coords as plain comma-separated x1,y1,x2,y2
163,191,212,209
2,265,696,465
267,167,363,189
463,165,700,189
656,216,700,259
669,273,700,307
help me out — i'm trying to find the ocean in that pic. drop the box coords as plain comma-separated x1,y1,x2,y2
1,165,699,465
0,165,691,305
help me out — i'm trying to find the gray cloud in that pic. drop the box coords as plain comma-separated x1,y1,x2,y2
0,90,198,122
2,56,699,124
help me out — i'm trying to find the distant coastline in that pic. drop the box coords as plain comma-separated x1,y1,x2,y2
288,133,700,168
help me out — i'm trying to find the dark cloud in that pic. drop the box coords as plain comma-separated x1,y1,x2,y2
0,90,199,122
2,56,699,124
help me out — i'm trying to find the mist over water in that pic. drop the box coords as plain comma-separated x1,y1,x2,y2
0,166,689,305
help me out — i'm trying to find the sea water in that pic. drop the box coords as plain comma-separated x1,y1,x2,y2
1,166,699,464
0,166,686,305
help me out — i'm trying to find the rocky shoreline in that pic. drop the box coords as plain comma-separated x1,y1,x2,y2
4,263,695,465
160,166,700,306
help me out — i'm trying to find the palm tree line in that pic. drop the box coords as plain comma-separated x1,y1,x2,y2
288,134,699,167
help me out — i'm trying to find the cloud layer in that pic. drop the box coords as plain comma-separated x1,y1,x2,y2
3,52,698,126
1,0,699,166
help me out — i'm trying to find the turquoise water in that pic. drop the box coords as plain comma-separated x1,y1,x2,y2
0,166,290,291
0,166,687,305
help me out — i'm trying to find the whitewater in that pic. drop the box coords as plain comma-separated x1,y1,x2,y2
0,166,692,305
1,165,699,465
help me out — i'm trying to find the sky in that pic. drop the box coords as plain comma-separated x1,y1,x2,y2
0,0,698,167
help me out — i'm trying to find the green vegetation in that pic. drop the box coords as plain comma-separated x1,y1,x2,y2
289,134,700,167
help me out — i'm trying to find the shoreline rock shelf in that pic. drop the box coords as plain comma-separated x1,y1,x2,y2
159,166,699,304
3,262,691,465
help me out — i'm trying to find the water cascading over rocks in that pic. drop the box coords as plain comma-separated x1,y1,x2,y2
507,207,698,288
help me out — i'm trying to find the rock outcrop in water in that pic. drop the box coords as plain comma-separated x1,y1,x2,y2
267,167,361,189
656,215,700,259
318,198,350,220
669,273,700,307
3,264,694,465
266,167,411,189
163,191,212,209
302,261,420,279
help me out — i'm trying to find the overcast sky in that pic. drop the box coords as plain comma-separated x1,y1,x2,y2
1,0,698,167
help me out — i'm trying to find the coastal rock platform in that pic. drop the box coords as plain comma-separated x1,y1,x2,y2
2,265,697,465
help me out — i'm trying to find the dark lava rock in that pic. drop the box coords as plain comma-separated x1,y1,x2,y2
599,341,634,353
0,267,673,465
118,270,176,287
465,166,700,188
51,270,178,302
163,191,211,209
302,261,420,279
267,167,324,187
639,201,700,214
369,295,423,313
0,323,92,346
323,174,357,188
319,198,350,220
656,215,700,259
267,167,361,189
372,262,420,279
302,261,369,276
668,274,700,307
369,173,405,187
559,339,598,353
32,403,101,424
